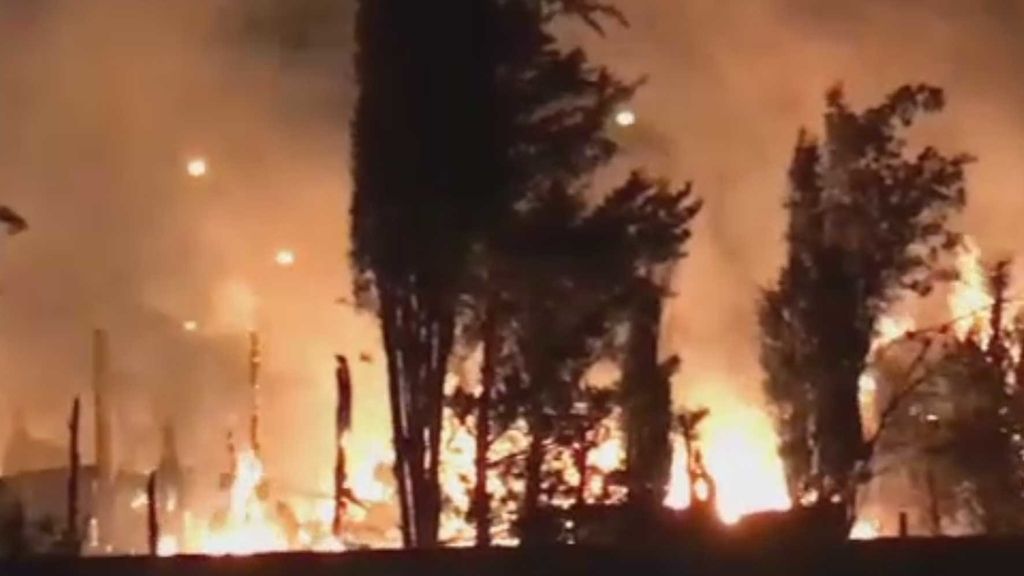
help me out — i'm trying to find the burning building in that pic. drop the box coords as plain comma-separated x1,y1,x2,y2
0,330,193,555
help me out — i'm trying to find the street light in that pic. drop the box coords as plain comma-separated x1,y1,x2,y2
186,158,208,178
614,109,637,128
274,249,296,268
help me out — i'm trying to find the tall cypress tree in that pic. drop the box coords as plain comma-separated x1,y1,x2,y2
761,85,970,505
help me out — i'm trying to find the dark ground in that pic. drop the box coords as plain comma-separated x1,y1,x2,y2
2,539,1023,576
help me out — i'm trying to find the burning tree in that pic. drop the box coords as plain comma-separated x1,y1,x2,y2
877,260,1024,534
353,0,697,547
505,174,700,543
760,85,971,506
456,0,635,546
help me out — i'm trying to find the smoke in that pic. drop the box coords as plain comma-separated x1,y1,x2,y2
0,0,390,502
3,0,1024,528
574,0,1024,410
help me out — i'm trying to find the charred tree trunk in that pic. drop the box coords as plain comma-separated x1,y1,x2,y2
473,302,497,547
64,397,81,553
334,355,353,539
146,472,159,556
521,385,547,545
622,281,671,510
811,253,870,496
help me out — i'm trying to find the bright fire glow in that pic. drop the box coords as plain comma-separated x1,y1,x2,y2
194,449,291,556
182,320,199,333
947,236,1018,345
849,518,881,540
157,535,179,557
664,404,792,524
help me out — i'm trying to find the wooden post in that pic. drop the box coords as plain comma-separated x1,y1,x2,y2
898,511,909,537
146,472,159,556
65,397,81,552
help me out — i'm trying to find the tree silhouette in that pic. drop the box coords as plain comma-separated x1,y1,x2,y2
760,85,970,503
504,173,699,543
353,0,699,547
351,0,500,548
0,207,27,236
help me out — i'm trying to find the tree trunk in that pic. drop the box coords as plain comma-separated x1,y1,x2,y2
473,301,497,547
622,282,671,509
380,284,453,548
521,391,545,545
380,288,415,548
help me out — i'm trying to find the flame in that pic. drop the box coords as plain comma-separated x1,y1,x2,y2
949,237,998,343
160,448,347,556
849,518,881,540
664,404,792,524
157,535,179,557
860,313,916,438
194,450,291,556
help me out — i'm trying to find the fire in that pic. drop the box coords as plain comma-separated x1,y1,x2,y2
849,518,881,540
157,535,179,557
947,236,1016,344
195,449,291,556
664,404,792,524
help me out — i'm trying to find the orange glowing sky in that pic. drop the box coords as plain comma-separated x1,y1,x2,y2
2,0,1024,532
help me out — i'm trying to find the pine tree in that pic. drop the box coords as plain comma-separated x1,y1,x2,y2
760,85,970,504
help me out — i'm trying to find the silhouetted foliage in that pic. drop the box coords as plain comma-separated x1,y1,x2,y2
0,206,26,235
351,0,500,548
353,0,700,547
760,84,970,504
505,173,700,543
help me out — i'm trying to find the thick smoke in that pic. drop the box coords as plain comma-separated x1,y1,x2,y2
580,0,1024,412
2,0,1024,517
0,0,387,502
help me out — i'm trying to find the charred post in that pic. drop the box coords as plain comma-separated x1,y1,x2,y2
334,355,353,538
146,472,159,556
65,397,81,552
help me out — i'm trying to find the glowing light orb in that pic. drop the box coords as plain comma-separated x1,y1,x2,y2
186,158,208,178
614,109,637,127
182,320,199,332
274,249,296,267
